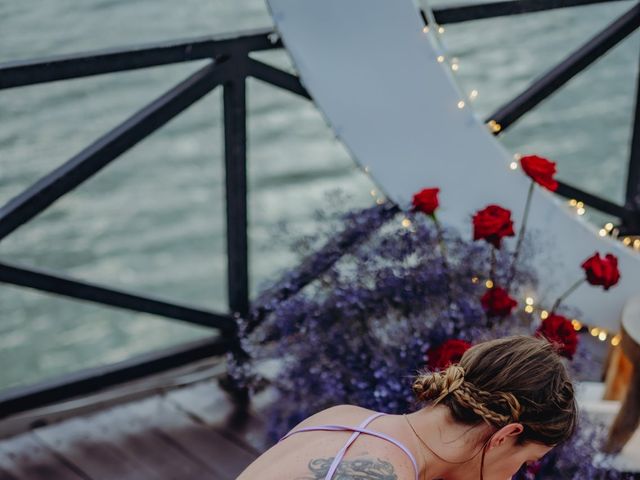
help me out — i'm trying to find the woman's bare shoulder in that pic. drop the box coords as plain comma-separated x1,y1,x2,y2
287,404,373,431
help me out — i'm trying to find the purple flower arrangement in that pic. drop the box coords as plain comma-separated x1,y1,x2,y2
233,191,621,479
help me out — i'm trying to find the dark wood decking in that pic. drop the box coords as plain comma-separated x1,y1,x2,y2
0,377,274,479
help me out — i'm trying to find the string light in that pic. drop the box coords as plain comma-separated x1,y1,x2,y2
568,199,578,207
457,100,465,109
605,223,614,232
599,229,607,237
401,218,412,228
577,207,586,216
487,120,502,133
467,276,619,345
422,26,429,33
376,198,385,205
469,89,478,100
634,239,640,250
623,237,632,246
437,55,445,63
438,26,445,34
509,162,518,170
364,166,370,173
370,189,377,197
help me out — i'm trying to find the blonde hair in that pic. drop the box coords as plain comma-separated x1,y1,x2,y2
413,335,577,446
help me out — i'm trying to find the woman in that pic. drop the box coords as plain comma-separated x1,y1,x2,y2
238,335,577,479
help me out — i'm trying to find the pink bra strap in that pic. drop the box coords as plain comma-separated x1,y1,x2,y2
322,413,386,480
279,412,420,480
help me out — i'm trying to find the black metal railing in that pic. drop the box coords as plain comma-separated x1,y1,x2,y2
0,0,638,418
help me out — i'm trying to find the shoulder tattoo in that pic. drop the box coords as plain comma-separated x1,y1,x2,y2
300,456,399,479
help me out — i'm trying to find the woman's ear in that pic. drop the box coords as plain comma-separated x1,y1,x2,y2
488,423,524,449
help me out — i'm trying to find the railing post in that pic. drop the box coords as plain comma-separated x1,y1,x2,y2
223,54,249,319
220,52,251,406
624,52,640,234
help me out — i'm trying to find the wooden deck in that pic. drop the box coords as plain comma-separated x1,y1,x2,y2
0,365,274,479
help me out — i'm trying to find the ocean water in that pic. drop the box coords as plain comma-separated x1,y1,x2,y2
0,0,638,390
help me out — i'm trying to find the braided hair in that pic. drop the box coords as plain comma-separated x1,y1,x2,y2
412,335,577,478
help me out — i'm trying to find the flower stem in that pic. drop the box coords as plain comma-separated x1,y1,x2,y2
507,180,534,291
550,278,586,314
433,214,456,327
489,246,496,287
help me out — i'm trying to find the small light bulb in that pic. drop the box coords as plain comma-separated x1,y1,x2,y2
370,189,377,197
364,166,370,173
598,331,607,341
485,280,494,289
569,199,577,207
401,218,412,228
437,55,445,63
623,237,632,245
438,26,445,34
376,198,384,205
572,319,582,331
457,100,465,109
451,63,459,71
599,229,607,237
422,26,429,33
509,162,518,170
576,201,584,208
611,335,621,346
577,207,586,215
469,89,478,99
525,297,534,306
540,310,549,319
471,276,479,283
513,153,522,160
634,239,640,249
590,327,600,337
524,305,534,314
605,222,614,231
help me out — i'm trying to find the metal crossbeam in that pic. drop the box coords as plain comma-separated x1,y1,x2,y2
555,180,628,218
434,0,628,25
488,3,640,131
0,261,237,332
0,60,227,242
0,335,230,419
0,28,279,89
247,58,311,99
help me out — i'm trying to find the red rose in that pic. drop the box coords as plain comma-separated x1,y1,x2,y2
581,253,620,290
535,314,578,360
481,286,518,317
412,188,440,215
426,339,472,371
472,205,515,249
520,155,558,192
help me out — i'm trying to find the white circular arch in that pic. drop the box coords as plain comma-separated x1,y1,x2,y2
266,0,640,332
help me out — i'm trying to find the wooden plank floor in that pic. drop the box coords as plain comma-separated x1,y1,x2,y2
0,379,275,479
